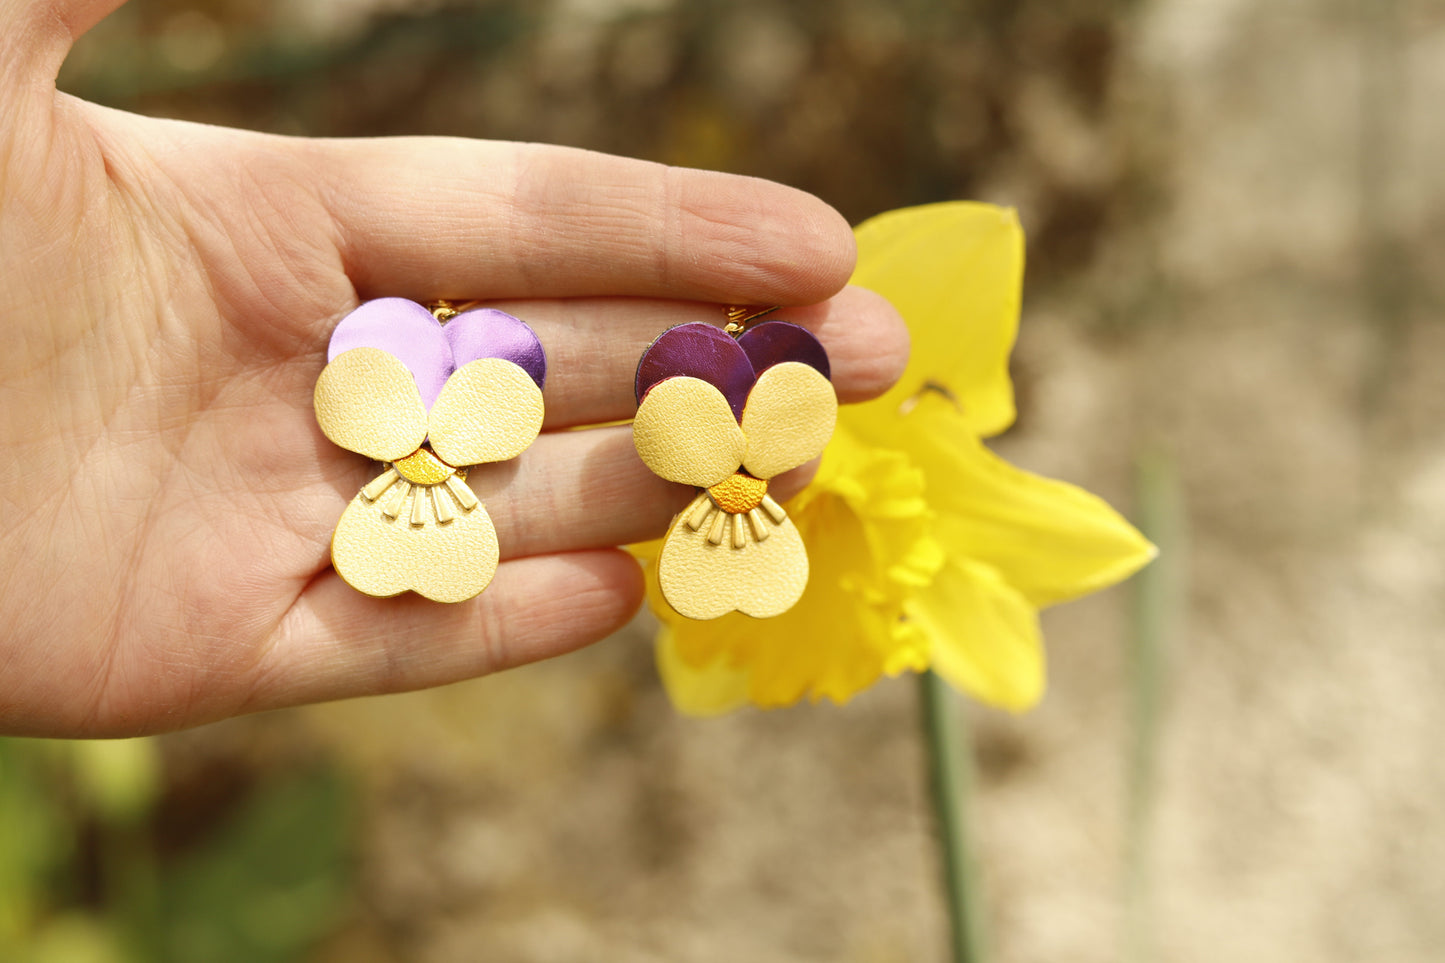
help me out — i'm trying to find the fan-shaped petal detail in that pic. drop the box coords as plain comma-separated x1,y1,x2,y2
740,361,837,479
633,376,747,487
427,358,545,467
314,347,428,461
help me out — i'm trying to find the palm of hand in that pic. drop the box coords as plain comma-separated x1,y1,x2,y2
0,8,906,736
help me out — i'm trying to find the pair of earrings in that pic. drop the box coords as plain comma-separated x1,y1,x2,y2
313,299,838,618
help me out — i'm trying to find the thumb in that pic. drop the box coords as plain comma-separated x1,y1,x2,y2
1,0,128,88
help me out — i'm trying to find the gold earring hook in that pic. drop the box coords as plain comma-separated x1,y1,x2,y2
427,299,484,323
724,305,780,336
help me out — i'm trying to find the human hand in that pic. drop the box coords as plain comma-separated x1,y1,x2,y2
0,0,909,736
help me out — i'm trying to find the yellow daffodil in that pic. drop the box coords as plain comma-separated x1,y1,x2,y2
636,202,1156,714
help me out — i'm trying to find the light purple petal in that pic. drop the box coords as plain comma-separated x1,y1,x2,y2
635,322,754,421
737,320,831,381
328,298,451,408
446,308,547,389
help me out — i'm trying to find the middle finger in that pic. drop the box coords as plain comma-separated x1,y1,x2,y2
469,425,820,559
486,284,908,430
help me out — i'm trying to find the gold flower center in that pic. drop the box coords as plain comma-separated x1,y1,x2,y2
393,447,456,485
707,472,768,514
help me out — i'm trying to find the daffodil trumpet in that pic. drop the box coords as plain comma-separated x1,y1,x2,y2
632,319,838,620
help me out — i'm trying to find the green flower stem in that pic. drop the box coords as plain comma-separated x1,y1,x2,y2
1125,451,1182,963
920,669,987,963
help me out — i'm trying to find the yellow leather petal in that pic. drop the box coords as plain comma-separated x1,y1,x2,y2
656,492,808,620
427,358,545,468
849,202,1023,439
331,473,499,603
633,377,746,488
740,362,837,480
314,347,428,461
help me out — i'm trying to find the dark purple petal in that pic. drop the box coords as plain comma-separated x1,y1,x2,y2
737,320,831,381
328,298,451,408
446,308,547,389
635,322,755,420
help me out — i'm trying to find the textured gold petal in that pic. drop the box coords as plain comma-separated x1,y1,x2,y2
331,484,499,603
394,448,455,485
633,377,746,488
314,347,428,461
428,358,545,467
707,472,768,514
656,493,808,619
740,361,838,480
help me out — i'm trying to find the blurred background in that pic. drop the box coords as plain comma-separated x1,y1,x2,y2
4,0,1442,960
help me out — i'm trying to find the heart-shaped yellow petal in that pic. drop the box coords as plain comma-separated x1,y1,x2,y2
330,474,499,603
656,493,808,620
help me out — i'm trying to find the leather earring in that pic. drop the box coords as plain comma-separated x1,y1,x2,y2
314,298,546,603
632,307,838,620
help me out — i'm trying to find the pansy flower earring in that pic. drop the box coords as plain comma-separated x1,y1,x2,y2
314,298,546,603
633,310,837,619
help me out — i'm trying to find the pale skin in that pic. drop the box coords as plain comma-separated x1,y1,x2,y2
0,0,910,737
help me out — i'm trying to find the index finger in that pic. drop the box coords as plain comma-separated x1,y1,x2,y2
306,139,857,305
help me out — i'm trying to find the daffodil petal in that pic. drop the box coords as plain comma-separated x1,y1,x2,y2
849,202,1024,439
891,400,1156,607
909,557,1045,711
655,629,750,717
